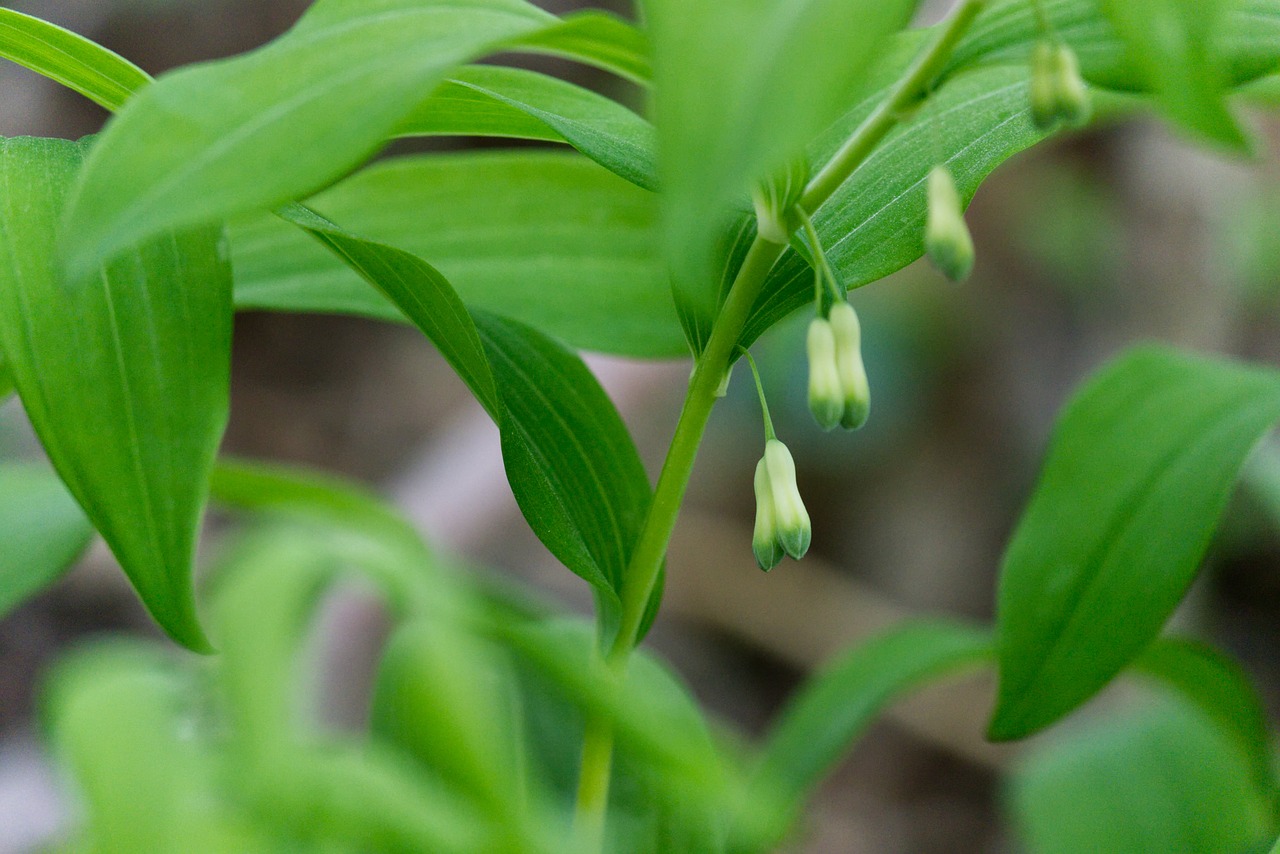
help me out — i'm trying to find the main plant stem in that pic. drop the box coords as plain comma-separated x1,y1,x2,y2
572,2,988,846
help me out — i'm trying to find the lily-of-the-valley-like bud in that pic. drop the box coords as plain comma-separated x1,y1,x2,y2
828,302,871,430
765,439,811,559
752,456,785,571
753,158,809,245
807,318,844,431
1030,41,1060,130
925,165,975,282
1030,41,1091,131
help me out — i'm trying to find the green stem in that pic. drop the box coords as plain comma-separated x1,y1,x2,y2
739,349,777,442
571,2,988,845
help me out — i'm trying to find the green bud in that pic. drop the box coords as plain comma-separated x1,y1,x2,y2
925,165,975,283
1030,41,1060,131
828,302,871,430
753,158,809,245
764,439,810,560
807,318,843,431
752,457,784,571
1051,43,1091,127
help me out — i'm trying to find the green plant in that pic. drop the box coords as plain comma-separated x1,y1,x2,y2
3,0,1280,850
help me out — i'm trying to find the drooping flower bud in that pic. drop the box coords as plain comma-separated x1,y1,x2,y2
752,457,784,571
1030,41,1060,131
807,318,843,431
827,302,870,430
1051,43,1091,127
764,439,810,560
753,158,809,245
925,165,975,283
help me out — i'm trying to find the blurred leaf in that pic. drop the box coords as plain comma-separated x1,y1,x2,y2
62,0,560,274
277,206,655,637
397,65,657,191
1008,697,1273,854
1098,0,1247,149
0,462,93,619
511,10,651,84
0,137,231,651
990,347,1280,741
0,7,150,111
1134,637,1277,799
231,151,678,358
742,621,991,848
644,0,917,330
0,352,13,400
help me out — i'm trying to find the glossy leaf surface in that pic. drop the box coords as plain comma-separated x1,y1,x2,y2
63,0,557,274
0,7,150,111
509,10,651,84
990,347,1280,740
0,137,231,650
0,462,93,619
231,151,677,358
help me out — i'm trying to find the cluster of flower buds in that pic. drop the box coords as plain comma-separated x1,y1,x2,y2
1030,40,1091,131
752,439,811,571
807,302,870,431
752,158,810,245
925,164,975,282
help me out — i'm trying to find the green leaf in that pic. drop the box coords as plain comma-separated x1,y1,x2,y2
0,137,231,651
231,151,678,358
0,463,93,619
990,346,1280,741
0,352,13,400
742,621,991,848
397,65,657,191
277,206,655,634
62,0,559,274
510,10,651,85
645,0,917,326
1098,0,1248,149
1133,637,1277,799
1008,697,1273,854
0,8,151,112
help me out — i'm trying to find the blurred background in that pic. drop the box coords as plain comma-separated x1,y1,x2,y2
3,0,1280,851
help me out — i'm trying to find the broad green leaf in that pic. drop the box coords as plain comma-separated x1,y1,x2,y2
0,137,231,651
645,0,918,327
397,65,657,191
62,0,558,274
1134,637,1277,798
1098,0,1248,149
1008,697,1273,854
741,621,991,848
0,463,93,619
0,353,13,400
510,10,651,85
990,347,1280,741
277,206,655,636
231,151,679,358
0,8,150,111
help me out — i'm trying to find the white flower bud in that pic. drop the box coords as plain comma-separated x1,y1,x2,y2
925,165,975,283
764,439,810,560
807,318,843,431
752,457,784,571
828,302,871,430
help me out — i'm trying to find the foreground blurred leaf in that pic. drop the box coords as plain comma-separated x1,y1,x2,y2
0,137,231,651
0,462,93,619
1008,697,1273,853
278,205,654,637
1134,637,1277,799
0,353,13,400
644,0,917,327
990,347,1280,740
232,151,677,358
0,7,150,111
742,621,991,848
63,0,560,274
1097,0,1247,149
397,65,657,191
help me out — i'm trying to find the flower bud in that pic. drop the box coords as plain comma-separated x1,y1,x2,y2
807,318,843,431
752,457,784,571
925,165,975,283
764,439,811,560
828,302,870,430
1051,43,1091,127
1030,41,1060,131
753,158,809,245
